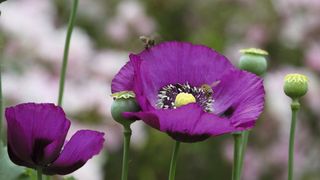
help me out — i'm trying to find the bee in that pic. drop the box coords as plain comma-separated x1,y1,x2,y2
200,81,221,98
139,35,156,49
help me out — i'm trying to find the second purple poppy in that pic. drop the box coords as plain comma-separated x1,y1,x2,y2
112,42,265,142
5,103,105,175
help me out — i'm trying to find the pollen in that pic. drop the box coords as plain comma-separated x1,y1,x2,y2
156,83,213,112
284,73,308,83
174,93,196,107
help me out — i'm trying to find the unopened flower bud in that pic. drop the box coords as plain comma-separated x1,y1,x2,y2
284,73,308,99
239,48,268,76
111,91,140,127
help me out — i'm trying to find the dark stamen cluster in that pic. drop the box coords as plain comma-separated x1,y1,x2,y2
156,82,213,112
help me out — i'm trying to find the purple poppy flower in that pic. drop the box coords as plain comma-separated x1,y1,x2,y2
5,103,105,175
112,42,265,142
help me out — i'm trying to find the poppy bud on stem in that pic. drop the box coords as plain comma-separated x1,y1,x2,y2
111,91,141,180
284,74,308,99
239,48,268,76
284,73,308,180
111,91,140,127
232,48,268,180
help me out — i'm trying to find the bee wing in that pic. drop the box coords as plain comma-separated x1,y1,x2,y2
139,36,149,43
210,80,221,87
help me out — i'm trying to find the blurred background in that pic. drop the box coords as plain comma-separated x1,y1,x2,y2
0,0,320,179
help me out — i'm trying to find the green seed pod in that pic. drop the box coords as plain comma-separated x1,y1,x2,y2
111,91,141,127
239,48,268,76
284,74,308,99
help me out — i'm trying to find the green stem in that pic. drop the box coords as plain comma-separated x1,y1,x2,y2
232,133,243,180
57,0,79,106
168,141,180,180
238,130,250,177
288,99,300,180
121,125,132,180
45,176,50,180
37,168,43,180
53,1,78,179
0,65,3,145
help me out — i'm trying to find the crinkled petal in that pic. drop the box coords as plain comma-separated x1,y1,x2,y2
133,41,234,109
212,69,265,127
111,60,136,93
129,54,154,111
124,104,241,142
43,130,104,175
5,103,70,166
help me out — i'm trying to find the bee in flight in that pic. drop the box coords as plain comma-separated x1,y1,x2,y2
139,35,156,49
200,81,221,98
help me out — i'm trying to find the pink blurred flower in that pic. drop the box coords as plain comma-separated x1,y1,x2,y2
246,24,269,46
305,43,320,72
106,0,155,43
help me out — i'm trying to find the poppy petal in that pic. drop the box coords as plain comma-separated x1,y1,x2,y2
212,69,265,128
111,59,136,93
124,104,240,142
43,130,104,175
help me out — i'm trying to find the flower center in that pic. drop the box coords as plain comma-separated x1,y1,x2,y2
156,82,214,112
174,93,196,107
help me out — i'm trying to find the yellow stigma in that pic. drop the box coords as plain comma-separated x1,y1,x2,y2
174,93,196,107
239,48,268,56
284,73,308,83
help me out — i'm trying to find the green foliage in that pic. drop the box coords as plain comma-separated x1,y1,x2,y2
0,145,25,180
64,176,77,180
104,128,231,180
